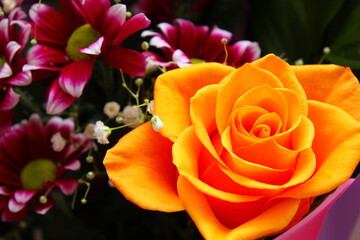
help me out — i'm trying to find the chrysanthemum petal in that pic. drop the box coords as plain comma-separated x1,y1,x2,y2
80,36,104,56
14,190,36,204
55,179,78,195
8,198,26,213
29,4,75,46
5,41,21,64
101,4,126,41
34,198,54,215
104,122,184,212
46,79,77,114
111,13,150,46
62,160,81,171
58,60,93,97
7,71,32,86
0,87,20,110
83,0,111,30
0,62,12,78
103,46,146,76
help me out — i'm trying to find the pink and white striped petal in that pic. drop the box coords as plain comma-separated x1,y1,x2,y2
62,160,81,171
101,4,127,40
7,71,32,86
14,190,36,204
55,179,78,195
0,87,20,111
8,197,27,213
34,198,54,215
80,36,104,56
46,79,77,114
5,41,21,64
0,62,12,79
58,60,93,98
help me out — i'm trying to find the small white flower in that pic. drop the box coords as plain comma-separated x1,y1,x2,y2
151,115,164,132
93,121,111,144
147,100,154,115
83,123,96,139
122,105,144,128
50,132,66,152
103,101,120,119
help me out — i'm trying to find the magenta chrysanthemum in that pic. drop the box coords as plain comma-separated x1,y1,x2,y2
0,114,92,221
142,19,261,70
25,0,150,114
0,7,32,134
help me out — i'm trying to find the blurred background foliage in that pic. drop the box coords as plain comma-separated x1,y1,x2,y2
1,0,360,239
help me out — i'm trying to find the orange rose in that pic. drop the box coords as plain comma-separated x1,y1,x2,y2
104,54,360,239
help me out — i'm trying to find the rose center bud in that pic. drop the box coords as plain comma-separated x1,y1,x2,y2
20,158,57,190
252,124,271,138
66,24,101,61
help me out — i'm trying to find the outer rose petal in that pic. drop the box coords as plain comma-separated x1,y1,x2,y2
154,63,234,142
279,101,360,198
103,122,184,212
291,64,360,121
178,176,301,240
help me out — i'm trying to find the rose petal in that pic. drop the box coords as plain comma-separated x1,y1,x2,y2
104,122,184,212
177,176,301,240
216,63,284,135
155,62,234,142
278,101,360,198
251,54,308,115
292,64,360,121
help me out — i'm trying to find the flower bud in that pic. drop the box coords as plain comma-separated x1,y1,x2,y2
151,115,164,132
103,101,120,118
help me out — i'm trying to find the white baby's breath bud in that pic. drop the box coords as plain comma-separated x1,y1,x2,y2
86,171,95,180
135,78,144,86
141,41,150,51
81,198,87,204
221,38,228,44
103,101,120,118
151,115,164,132
323,46,330,54
84,123,96,139
86,155,94,163
122,105,144,128
126,11,132,18
147,100,154,114
39,195,48,204
94,121,112,144
30,38,37,45
294,58,304,65
50,132,66,152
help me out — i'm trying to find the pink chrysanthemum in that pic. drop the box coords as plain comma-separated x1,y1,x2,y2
0,7,32,134
0,114,92,221
25,0,150,114
141,19,261,70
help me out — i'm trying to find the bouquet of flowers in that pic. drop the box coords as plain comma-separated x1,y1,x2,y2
1,0,360,239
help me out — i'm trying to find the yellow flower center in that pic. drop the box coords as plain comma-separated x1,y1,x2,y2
66,24,101,61
190,58,204,64
20,158,57,190
0,57,6,69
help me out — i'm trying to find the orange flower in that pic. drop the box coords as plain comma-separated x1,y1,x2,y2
104,54,360,239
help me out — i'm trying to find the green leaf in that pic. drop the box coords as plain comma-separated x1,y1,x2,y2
325,0,360,69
